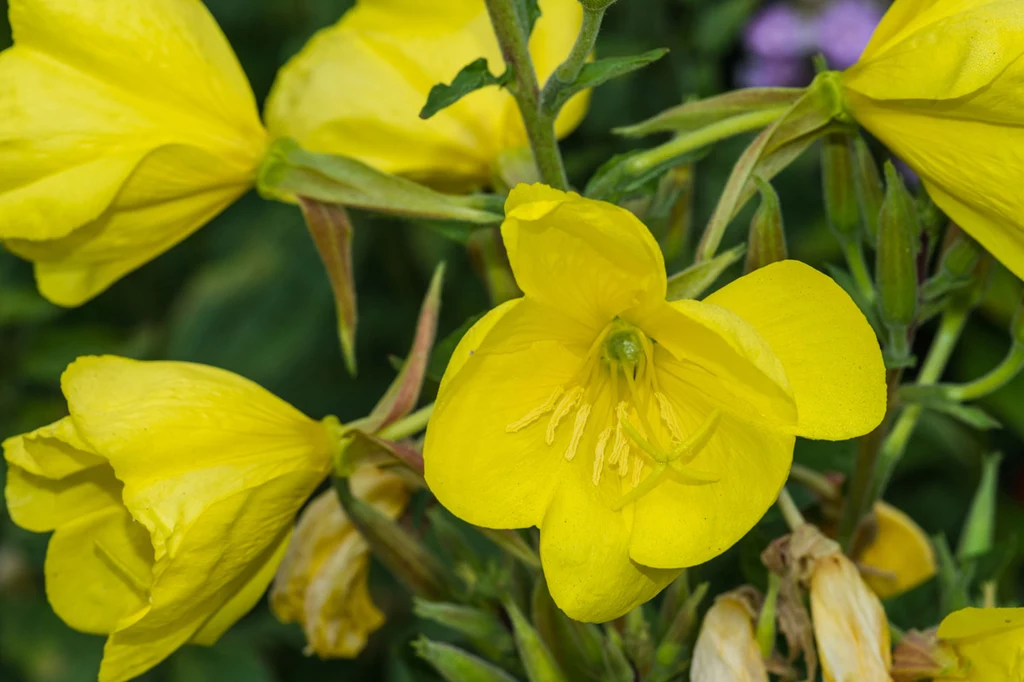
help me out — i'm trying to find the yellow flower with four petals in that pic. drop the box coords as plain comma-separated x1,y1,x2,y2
424,184,886,621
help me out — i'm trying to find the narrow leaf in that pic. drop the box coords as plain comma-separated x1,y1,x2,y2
516,0,542,36
505,597,568,682
550,49,669,112
899,385,1002,430
365,264,446,433
421,58,508,120
665,244,746,301
413,637,521,682
616,87,801,137
299,198,358,375
958,453,1004,561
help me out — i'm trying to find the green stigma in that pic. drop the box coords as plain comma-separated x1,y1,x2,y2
602,319,646,368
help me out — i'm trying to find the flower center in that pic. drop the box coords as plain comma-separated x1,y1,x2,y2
505,318,722,509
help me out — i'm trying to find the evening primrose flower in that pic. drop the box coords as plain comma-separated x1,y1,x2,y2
3,356,337,682
265,0,587,192
424,184,886,622
270,470,410,658
691,591,769,682
931,608,1024,681
858,501,937,599
0,0,267,306
841,0,1024,280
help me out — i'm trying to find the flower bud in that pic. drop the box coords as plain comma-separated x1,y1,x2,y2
822,134,860,241
857,501,937,599
791,525,892,682
413,637,520,682
691,590,769,682
745,177,787,273
505,597,568,682
876,161,920,354
270,469,410,658
852,136,884,246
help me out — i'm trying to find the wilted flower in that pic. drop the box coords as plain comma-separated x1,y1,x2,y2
858,502,936,599
843,0,1024,281
0,0,268,306
271,470,410,658
265,0,587,192
791,525,892,682
3,356,338,682
691,590,768,682
424,183,885,622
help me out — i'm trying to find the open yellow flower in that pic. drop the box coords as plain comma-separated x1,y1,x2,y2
423,184,886,622
270,469,410,658
0,0,268,306
858,501,937,600
842,0,1024,281
265,0,588,192
3,356,336,682
934,608,1024,681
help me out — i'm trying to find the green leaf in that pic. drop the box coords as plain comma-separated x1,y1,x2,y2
665,244,746,301
585,145,709,204
421,58,509,120
548,49,669,112
515,0,542,36
899,385,1002,430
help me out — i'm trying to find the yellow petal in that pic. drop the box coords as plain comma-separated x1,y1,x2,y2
539,479,678,623
425,299,591,529
0,0,266,304
848,1,1024,100
859,501,937,599
628,369,795,568
502,185,667,328
703,260,885,440
2,416,103,479
45,506,153,635
691,594,769,682
938,607,1024,640
7,145,253,306
938,609,1024,682
265,0,583,191
60,356,333,558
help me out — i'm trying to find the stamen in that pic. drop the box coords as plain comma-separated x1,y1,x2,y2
564,404,591,461
592,427,612,485
618,452,629,478
631,457,644,486
506,386,564,433
655,392,684,443
610,402,630,465
545,386,584,444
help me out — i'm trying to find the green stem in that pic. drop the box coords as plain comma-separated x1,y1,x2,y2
949,344,1024,401
625,107,787,177
789,463,840,501
542,7,605,110
776,487,805,531
841,237,876,304
377,404,434,442
873,306,969,498
484,0,569,189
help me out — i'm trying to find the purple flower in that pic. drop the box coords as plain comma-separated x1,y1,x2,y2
735,57,812,89
743,4,816,59
815,0,884,69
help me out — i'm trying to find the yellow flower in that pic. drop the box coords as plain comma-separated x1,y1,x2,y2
935,608,1024,681
792,525,893,682
265,0,588,192
858,501,937,600
270,470,410,658
0,0,268,306
423,184,886,622
842,0,1024,281
2,356,336,682
691,591,769,682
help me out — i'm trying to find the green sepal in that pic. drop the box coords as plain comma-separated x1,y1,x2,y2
616,87,802,138
413,638,520,682
414,600,516,665
421,58,510,120
505,597,568,682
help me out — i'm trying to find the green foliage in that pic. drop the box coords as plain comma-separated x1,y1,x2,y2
420,59,510,120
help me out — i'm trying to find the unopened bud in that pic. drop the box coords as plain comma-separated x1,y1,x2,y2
413,637,520,682
922,229,984,301
891,629,960,682
691,590,769,682
852,135,884,246
822,134,860,240
877,161,920,355
504,597,568,682
745,177,787,273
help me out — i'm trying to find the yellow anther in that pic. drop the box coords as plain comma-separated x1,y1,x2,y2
610,402,630,464
655,392,684,443
631,457,644,486
592,427,611,485
545,386,583,444
564,403,591,461
618,452,629,478
506,386,564,433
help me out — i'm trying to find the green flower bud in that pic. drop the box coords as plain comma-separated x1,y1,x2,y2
413,637,520,682
822,133,860,241
745,177,787,273
505,597,568,682
876,161,920,355
851,135,884,246
940,230,983,282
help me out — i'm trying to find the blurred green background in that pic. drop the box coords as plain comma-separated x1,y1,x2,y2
2,1,1023,680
